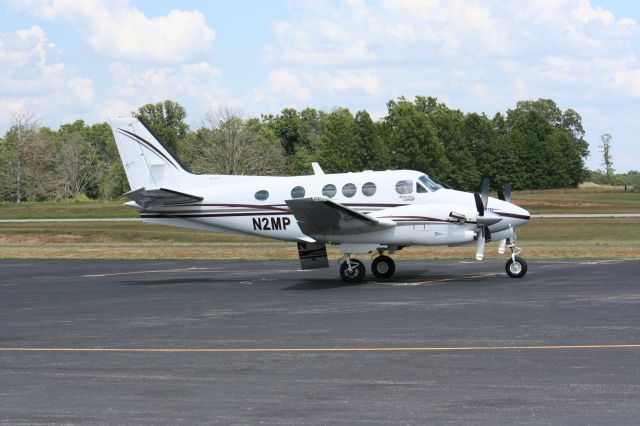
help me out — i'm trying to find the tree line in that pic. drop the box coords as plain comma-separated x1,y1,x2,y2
0,96,592,202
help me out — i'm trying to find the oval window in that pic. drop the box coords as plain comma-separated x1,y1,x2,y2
322,184,337,198
342,183,357,198
395,180,414,194
254,190,269,201
362,182,376,196
291,186,306,198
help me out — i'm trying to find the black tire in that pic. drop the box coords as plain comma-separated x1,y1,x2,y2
339,259,365,283
371,255,395,279
506,256,527,278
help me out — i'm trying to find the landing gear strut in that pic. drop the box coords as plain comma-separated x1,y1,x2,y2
505,237,527,278
339,255,365,283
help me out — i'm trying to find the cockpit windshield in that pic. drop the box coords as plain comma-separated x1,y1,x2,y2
418,175,442,192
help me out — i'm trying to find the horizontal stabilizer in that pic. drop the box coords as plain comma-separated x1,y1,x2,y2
125,187,203,209
285,197,395,236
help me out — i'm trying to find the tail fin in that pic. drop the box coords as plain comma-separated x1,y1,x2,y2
109,117,191,190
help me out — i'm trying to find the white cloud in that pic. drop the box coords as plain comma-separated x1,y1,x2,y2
4,0,215,63
312,71,381,95
97,62,229,122
260,0,640,170
612,69,640,96
0,25,95,127
0,25,63,94
253,69,311,106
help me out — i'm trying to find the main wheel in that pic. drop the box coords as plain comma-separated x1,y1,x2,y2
505,256,528,278
371,255,395,279
339,259,365,283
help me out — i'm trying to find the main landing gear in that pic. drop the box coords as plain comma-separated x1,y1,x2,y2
339,250,396,283
339,256,366,283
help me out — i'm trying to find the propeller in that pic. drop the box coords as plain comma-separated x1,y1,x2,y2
498,183,512,203
497,183,513,254
475,178,492,260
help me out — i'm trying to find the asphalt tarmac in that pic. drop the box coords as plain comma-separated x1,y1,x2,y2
1,258,639,425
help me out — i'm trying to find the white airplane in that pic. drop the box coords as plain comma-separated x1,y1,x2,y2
109,117,530,282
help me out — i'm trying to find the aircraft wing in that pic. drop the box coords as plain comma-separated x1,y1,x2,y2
285,197,396,236
125,187,203,209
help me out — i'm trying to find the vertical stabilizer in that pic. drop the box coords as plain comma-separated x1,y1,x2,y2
109,117,190,190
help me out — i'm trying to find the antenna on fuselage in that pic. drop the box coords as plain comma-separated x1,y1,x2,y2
311,162,325,175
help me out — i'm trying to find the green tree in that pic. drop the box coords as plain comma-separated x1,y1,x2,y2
599,133,614,184
382,98,449,178
0,112,53,202
316,108,362,173
53,120,98,199
135,100,189,153
355,110,388,170
422,100,478,190
185,108,285,175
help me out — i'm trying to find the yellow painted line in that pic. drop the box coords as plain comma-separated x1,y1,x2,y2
1,344,640,353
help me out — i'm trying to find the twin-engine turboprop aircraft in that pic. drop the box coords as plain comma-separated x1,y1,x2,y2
109,117,530,282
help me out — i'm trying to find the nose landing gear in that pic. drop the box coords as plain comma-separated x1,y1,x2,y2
505,238,527,278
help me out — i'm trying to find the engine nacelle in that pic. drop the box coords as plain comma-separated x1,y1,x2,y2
489,227,515,242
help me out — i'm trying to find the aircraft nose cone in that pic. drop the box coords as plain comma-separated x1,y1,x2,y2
508,203,530,227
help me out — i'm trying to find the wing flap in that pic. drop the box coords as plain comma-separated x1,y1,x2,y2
125,187,203,209
285,197,395,236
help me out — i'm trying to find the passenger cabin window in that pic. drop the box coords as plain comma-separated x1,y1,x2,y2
419,175,442,191
395,180,414,194
362,182,377,196
342,183,357,198
322,184,337,198
291,186,306,198
254,190,269,201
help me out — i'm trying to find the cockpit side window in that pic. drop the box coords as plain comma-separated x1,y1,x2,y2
395,180,413,194
416,182,428,193
418,175,442,191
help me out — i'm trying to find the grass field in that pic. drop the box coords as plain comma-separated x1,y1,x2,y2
512,188,640,214
1,187,638,260
0,199,133,219
1,218,638,260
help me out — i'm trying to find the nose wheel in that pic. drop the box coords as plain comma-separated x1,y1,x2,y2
506,256,527,278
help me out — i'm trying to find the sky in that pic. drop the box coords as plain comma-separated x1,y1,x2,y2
0,0,638,172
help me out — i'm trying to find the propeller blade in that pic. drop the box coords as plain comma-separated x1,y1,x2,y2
498,239,506,254
474,193,485,216
481,178,490,210
475,227,486,260
501,183,512,203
